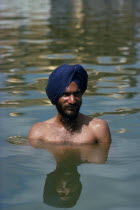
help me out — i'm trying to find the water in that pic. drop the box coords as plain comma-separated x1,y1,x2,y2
0,0,140,209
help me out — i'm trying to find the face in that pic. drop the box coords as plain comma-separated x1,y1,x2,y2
56,81,82,122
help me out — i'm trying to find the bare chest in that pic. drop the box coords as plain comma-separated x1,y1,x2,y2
42,126,97,144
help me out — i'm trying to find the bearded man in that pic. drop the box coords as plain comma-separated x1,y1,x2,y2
28,64,111,146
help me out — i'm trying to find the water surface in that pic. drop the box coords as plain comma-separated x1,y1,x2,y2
0,0,140,209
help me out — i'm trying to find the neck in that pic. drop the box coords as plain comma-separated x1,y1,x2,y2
56,113,82,133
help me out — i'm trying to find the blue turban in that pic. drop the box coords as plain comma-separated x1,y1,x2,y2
46,64,88,104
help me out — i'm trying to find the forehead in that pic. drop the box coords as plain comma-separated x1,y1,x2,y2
65,81,80,92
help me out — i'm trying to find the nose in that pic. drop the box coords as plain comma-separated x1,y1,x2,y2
68,94,76,104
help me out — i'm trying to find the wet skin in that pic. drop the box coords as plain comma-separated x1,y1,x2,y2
28,81,111,146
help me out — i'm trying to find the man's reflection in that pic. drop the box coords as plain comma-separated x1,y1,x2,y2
42,143,110,208
43,158,82,208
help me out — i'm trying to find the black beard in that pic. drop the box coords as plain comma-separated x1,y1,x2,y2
56,101,82,131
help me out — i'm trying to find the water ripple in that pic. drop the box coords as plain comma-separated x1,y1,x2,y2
97,56,127,65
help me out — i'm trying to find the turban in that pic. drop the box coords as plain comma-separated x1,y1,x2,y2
46,64,88,104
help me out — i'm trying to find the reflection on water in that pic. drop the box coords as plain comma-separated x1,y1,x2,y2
96,56,127,64
0,0,140,112
6,135,27,145
41,143,110,208
5,136,110,208
43,166,82,208
4,136,110,208
43,146,83,208
0,0,140,209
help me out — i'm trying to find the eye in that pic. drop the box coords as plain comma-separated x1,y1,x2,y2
63,92,70,97
74,91,82,97
62,91,81,97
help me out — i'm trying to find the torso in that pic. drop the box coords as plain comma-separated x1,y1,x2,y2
41,122,97,144
35,115,98,145
28,114,111,146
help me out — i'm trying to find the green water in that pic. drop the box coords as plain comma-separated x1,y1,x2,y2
0,0,140,209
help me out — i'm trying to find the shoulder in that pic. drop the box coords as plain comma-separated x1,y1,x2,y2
90,118,108,128
27,121,49,147
90,118,111,144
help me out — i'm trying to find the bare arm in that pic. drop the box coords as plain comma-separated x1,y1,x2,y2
92,119,111,144
27,123,44,147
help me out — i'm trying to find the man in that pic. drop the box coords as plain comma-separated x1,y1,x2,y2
28,64,111,146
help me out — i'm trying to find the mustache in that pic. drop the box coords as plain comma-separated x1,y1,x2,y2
64,104,80,109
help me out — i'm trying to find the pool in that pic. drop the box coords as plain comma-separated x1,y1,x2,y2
0,0,140,209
